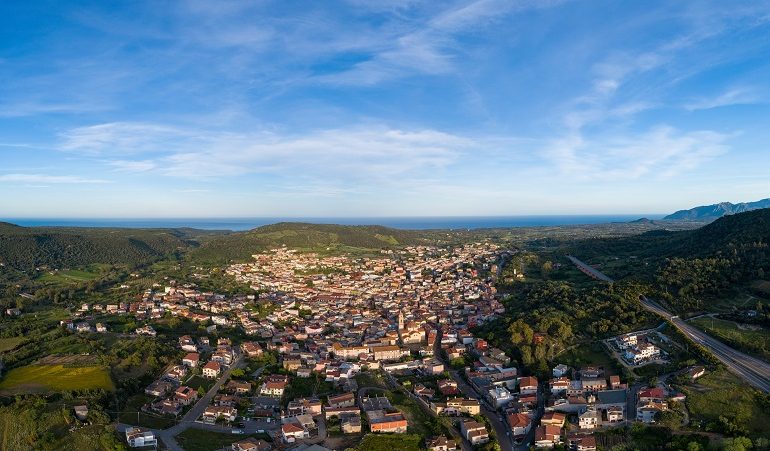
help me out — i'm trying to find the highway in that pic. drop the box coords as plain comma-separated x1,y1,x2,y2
568,255,770,393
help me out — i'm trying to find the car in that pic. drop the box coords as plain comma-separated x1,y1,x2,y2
237,422,246,428
231,429,244,435
257,429,265,434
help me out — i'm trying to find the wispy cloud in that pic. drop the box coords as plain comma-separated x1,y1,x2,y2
543,126,729,180
685,87,759,111
0,173,109,184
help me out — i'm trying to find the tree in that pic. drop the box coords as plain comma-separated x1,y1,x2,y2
508,319,534,346
197,386,206,397
722,437,754,451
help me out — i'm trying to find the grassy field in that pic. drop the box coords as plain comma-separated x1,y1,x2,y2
37,268,103,284
682,368,770,438
690,317,770,360
355,433,422,451
556,341,621,376
0,336,25,352
0,364,114,394
177,429,270,451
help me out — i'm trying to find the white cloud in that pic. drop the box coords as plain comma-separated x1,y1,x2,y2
685,87,759,111
543,126,729,180
60,122,186,155
0,173,109,184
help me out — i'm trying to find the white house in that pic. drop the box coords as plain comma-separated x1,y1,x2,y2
125,427,157,448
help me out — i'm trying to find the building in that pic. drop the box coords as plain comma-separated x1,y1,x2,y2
327,392,356,408
232,438,271,451
125,427,157,448
183,352,200,367
507,413,532,437
460,420,489,446
281,422,310,443
534,425,562,448
518,376,538,395
428,436,458,451
340,414,362,434
175,386,198,405
368,409,408,433
578,407,600,430
203,361,221,378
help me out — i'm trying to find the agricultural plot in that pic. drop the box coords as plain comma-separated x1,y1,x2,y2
0,363,114,394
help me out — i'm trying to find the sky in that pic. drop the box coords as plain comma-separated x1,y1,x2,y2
1,0,770,218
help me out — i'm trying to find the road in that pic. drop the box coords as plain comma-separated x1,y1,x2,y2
431,327,516,451
117,352,277,451
568,255,770,393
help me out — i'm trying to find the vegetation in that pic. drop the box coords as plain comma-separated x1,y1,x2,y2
681,368,770,438
355,433,422,451
689,317,770,360
177,428,270,451
0,364,114,394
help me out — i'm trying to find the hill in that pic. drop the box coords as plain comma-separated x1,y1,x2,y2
190,222,438,262
0,224,195,271
664,198,770,221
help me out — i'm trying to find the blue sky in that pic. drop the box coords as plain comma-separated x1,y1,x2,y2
1,0,770,218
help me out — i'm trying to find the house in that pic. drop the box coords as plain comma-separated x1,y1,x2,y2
203,361,221,378
340,414,362,434
73,405,88,421
507,412,532,437
550,377,570,394
519,376,538,395
552,364,570,378
414,384,435,399
568,433,597,451
541,412,566,427
260,378,288,397
460,419,489,445
428,436,458,451
624,343,660,364
242,341,264,358
327,392,356,408
175,386,198,405
179,335,198,352
534,424,562,448
438,379,459,396
578,407,600,430
182,352,200,367
287,398,323,416
232,438,271,451
145,379,174,397
227,380,252,395
202,406,237,423
281,422,309,443
125,427,157,448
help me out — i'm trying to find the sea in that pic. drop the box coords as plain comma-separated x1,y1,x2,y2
4,215,665,231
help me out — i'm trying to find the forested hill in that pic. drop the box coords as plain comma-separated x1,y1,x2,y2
573,208,770,260
190,222,439,262
0,224,195,271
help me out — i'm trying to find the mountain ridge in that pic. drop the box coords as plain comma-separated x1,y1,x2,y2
664,198,770,221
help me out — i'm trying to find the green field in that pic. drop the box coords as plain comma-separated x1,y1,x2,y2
0,336,25,352
0,364,114,394
690,317,770,360
37,268,102,284
117,395,176,430
556,342,621,376
355,433,422,451
682,368,770,438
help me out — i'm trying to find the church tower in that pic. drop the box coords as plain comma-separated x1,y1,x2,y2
397,310,405,331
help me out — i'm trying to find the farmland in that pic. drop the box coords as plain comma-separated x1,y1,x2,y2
0,363,114,394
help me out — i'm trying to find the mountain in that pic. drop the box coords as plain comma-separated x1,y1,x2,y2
664,198,770,221
0,223,195,271
190,222,439,262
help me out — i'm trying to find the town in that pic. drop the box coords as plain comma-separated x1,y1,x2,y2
54,243,710,451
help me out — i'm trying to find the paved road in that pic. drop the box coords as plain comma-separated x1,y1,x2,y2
568,255,770,393
431,327,515,451
117,352,252,450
